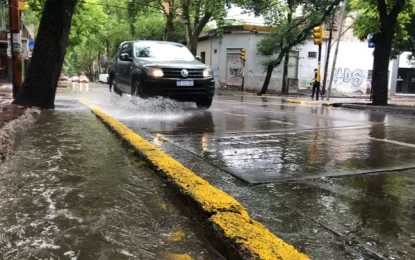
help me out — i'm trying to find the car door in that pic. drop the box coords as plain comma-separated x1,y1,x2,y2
117,43,133,92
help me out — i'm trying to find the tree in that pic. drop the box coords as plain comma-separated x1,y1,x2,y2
181,0,228,55
352,0,412,105
13,0,78,109
281,0,295,95
257,0,341,95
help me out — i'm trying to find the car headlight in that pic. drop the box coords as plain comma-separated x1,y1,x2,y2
146,67,164,78
203,68,213,78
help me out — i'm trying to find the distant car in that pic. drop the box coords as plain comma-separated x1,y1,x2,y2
79,76,89,83
71,76,79,82
99,74,109,83
58,76,71,88
109,40,214,109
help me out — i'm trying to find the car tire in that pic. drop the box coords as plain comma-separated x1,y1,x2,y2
132,78,147,98
113,79,122,96
196,97,213,109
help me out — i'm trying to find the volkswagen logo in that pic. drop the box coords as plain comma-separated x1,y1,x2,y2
181,69,189,77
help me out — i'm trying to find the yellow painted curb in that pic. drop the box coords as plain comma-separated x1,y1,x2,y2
85,104,310,260
210,212,309,260
90,106,248,217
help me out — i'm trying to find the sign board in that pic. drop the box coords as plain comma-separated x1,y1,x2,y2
7,33,23,57
28,41,34,48
368,34,375,48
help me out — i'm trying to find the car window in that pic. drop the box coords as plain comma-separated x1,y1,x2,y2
134,42,194,61
119,43,133,59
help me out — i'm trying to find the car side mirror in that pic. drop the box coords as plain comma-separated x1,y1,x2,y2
195,56,202,62
120,53,133,61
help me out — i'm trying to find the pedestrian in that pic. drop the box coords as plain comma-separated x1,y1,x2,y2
311,68,321,100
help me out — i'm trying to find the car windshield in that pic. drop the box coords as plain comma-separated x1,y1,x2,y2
134,42,195,61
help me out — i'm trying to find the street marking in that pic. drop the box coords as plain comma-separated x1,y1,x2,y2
269,119,295,126
368,137,415,148
82,101,310,260
225,112,247,117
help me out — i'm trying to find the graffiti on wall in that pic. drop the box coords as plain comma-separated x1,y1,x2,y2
226,56,243,86
333,68,372,94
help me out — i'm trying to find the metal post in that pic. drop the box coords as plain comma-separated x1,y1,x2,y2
317,43,322,99
9,0,22,98
326,0,349,101
322,12,335,94
241,60,245,92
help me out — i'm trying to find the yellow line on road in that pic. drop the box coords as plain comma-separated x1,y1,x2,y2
83,101,309,260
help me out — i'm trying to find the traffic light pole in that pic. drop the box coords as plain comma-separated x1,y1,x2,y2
241,60,245,92
318,43,322,80
327,0,349,101
240,48,246,92
9,0,23,99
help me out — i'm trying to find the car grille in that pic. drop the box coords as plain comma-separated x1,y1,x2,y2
162,68,204,79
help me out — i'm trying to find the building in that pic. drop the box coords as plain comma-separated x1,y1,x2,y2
197,17,412,95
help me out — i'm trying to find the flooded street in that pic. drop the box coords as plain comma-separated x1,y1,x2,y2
0,103,220,259
2,82,415,259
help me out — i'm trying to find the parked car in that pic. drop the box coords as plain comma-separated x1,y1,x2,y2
58,76,71,88
108,40,214,109
71,76,79,82
79,76,89,83
99,73,109,83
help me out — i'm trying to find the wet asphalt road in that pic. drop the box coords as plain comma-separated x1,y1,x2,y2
15,83,415,259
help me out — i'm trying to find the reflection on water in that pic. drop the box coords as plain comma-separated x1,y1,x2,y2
0,109,218,259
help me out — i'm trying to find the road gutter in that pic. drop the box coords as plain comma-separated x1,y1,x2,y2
83,102,309,260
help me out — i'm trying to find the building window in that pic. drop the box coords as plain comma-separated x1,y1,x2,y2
308,52,317,58
200,51,206,63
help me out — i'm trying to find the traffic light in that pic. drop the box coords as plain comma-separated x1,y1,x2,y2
240,48,246,60
313,26,323,45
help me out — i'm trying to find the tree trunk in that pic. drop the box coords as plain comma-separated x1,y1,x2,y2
13,0,78,109
258,64,274,95
281,51,290,95
371,31,392,106
282,0,293,95
164,12,175,41
182,0,192,48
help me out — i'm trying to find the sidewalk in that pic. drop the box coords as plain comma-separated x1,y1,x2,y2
0,106,220,259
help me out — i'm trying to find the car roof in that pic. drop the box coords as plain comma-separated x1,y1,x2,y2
121,40,184,46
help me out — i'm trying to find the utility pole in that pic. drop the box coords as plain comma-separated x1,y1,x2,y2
9,0,22,98
313,26,323,100
327,0,349,101
322,12,336,94
240,48,246,92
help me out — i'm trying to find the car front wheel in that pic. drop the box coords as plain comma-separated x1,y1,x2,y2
132,78,147,98
196,97,213,109
113,78,122,96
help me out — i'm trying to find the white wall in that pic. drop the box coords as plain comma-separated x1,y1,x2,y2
399,52,414,68
197,40,211,65
198,32,396,94
299,40,376,94
205,32,296,91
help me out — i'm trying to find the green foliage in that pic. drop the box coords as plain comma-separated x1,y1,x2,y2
351,0,415,57
257,0,340,66
134,13,185,41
